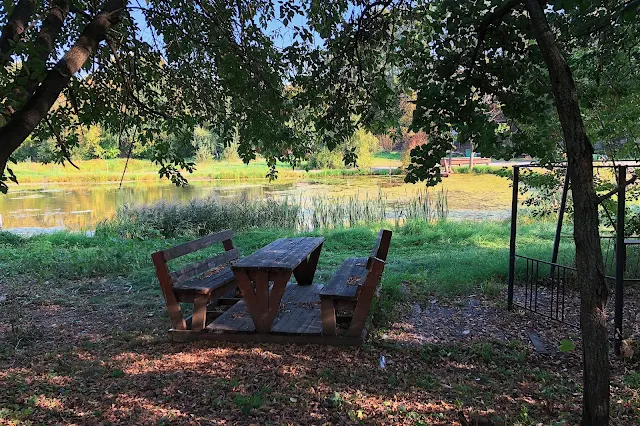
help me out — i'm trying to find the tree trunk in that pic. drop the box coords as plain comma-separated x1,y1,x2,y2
0,0,37,66
525,1,610,425
0,0,125,179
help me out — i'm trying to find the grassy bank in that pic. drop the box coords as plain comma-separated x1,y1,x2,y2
10,157,403,185
0,220,566,298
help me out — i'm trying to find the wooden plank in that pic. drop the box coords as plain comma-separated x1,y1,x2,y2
162,230,233,261
250,270,270,332
265,272,291,327
347,258,384,337
293,242,323,285
151,251,187,330
374,229,392,261
368,229,392,268
170,249,239,284
234,269,259,322
319,257,368,300
173,267,235,295
169,329,366,346
270,284,322,334
233,237,324,271
208,299,256,333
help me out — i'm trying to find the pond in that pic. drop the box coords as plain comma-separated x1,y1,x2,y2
0,174,512,230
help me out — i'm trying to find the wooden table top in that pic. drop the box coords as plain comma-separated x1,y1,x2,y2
233,237,324,271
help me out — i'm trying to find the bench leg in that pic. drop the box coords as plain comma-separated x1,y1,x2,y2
192,295,209,332
293,243,322,285
347,260,384,337
321,298,337,336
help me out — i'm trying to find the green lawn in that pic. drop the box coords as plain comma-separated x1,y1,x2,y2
0,219,566,301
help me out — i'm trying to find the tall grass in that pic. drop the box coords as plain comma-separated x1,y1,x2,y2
98,189,449,239
301,188,448,230
97,196,301,239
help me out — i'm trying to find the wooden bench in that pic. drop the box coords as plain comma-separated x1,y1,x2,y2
320,229,392,337
152,230,240,332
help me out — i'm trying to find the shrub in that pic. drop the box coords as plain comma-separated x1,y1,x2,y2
308,128,378,169
401,132,429,169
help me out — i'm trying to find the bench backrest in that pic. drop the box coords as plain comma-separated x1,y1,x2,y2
152,229,239,286
367,229,392,269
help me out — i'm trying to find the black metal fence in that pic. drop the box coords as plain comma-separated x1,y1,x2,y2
507,164,638,354
511,255,580,328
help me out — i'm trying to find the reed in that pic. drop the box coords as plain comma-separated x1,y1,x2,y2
99,189,449,238
97,196,301,239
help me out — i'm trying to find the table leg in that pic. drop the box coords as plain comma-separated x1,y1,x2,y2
233,269,292,333
293,242,323,285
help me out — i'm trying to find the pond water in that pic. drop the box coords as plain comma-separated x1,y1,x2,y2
0,174,512,230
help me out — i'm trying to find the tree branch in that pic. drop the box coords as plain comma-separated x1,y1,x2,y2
597,174,638,204
45,116,79,169
0,0,126,177
0,0,37,66
1,0,71,113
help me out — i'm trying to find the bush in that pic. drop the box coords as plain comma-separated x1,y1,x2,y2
308,128,378,170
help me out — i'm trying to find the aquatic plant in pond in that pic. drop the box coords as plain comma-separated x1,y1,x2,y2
301,189,448,230
97,196,301,239
98,190,449,239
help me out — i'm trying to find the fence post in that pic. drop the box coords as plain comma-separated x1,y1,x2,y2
508,166,519,311
614,165,626,355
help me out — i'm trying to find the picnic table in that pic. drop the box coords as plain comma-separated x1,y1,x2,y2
231,237,324,333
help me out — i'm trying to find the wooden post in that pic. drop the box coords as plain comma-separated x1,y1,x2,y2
293,243,322,285
614,165,626,355
507,166,519,311
151,251,187,330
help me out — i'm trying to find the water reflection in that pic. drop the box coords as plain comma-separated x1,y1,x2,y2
0,175,512,230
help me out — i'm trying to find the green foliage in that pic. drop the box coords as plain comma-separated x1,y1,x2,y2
624,371,640,389
233,387,269,414
309,128,378,169
559,339,577,353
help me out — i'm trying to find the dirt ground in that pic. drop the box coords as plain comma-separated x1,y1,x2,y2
1,276,639,425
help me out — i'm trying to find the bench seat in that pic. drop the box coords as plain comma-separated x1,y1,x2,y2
319,257,368,301
172,266,235,296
